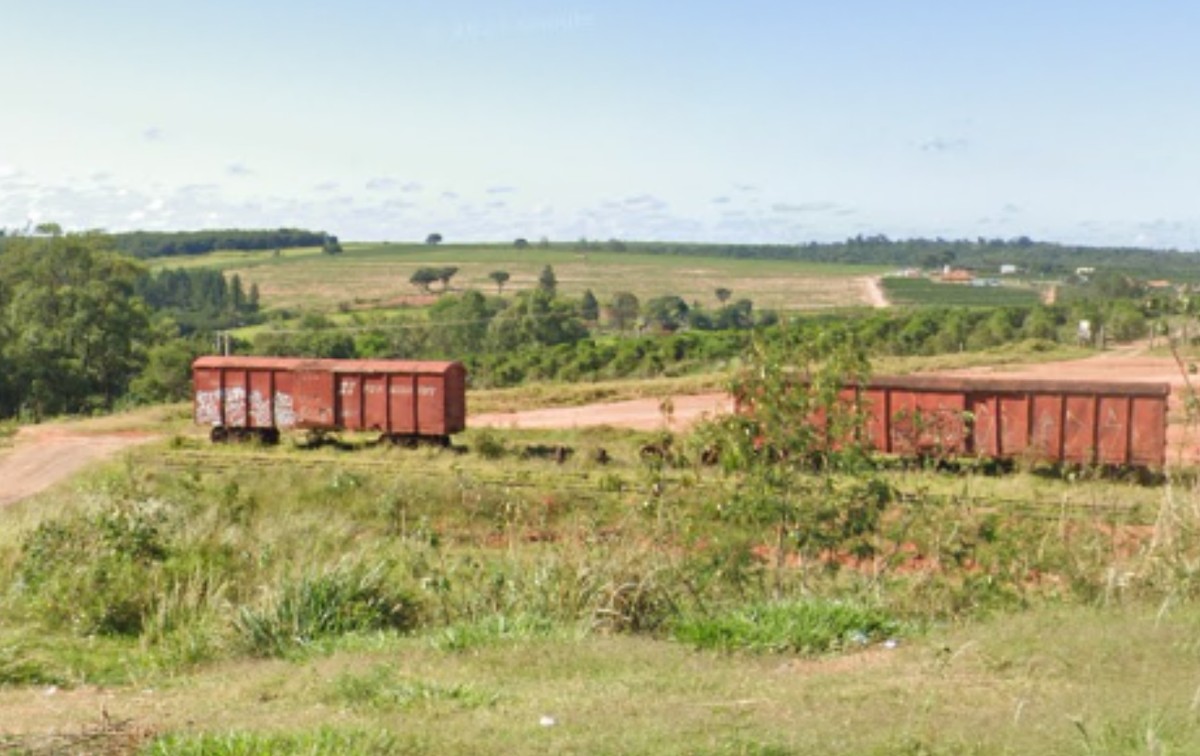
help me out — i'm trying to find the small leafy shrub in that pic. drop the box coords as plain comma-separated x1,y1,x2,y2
673,599,900,654
16,501,172,636
471,428,508,459
235,563,420,657
0,644,67,686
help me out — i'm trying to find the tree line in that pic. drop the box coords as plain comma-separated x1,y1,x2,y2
0,231,1188,421
584,236,1200,280
103,228,328,259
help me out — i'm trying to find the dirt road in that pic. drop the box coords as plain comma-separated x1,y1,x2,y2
1,346,1195,509
472,393,733,432
473,344,1200,461
0,425,157,508
862,277,890,308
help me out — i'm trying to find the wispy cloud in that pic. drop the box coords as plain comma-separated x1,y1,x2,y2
226,162,253,177
486,185,517,195
366,177,397,191
772,201,837,214
313,180,339,193
919,137,968,153
142,127,165,142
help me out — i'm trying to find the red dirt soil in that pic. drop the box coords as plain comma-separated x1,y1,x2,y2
472,344,1200,463
0,425,157,508
3,344,1196,510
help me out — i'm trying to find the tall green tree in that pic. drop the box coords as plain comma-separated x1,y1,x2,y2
428,291,499,356
580,289,599,321
538,265,557,296
489,290,586,352
489,270,511,294
0,233,150,418
608,291,640,332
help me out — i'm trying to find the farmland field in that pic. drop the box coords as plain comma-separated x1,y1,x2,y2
152,243,890,312
883,276,1042,307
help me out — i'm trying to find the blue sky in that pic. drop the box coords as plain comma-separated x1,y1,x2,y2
3,1,1198,248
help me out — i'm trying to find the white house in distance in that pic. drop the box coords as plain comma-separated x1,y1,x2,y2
1000,264,1018,275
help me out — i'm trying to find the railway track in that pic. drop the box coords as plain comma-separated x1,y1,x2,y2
152,448,1164,525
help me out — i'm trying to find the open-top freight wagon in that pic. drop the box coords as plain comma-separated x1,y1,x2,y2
193,356,467,445
745,374,1172,469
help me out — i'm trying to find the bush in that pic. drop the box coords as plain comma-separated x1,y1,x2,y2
235,562,420,657
672,600,900,654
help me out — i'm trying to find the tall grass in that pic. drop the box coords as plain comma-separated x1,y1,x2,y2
3,435,1200,683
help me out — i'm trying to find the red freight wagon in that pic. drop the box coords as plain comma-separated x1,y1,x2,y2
742,375,1171,469
193,356,467,445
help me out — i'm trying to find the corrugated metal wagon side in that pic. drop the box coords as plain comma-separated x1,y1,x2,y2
329,359,466,445
193,357,467,445
862,376,1170,469
193,356,308,442
738,374,1170,470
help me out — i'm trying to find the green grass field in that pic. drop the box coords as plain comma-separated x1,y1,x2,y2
152,243,890,313
2,398,1199,752
883,276,1043,308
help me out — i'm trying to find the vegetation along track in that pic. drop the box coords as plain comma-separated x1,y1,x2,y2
158,448,1161,526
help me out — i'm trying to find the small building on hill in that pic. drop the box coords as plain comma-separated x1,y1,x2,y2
940,268,975,284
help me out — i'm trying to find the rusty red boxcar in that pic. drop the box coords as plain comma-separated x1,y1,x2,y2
193,356,467,444
744,375,1171,468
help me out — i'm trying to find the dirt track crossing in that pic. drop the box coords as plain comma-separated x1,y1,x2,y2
2,345,1198,509
0,427,156,507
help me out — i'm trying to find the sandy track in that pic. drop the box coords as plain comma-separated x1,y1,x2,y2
862,276,890,308
473,345,1200,461
1,346,1194,509
0,427,157,507
472,393,734,432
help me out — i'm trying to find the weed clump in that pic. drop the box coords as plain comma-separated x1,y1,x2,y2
672,599,900,654
235,563,420,657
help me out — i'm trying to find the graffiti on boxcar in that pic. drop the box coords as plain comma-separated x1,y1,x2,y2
195,388,295,428
389,384,438,397
250,391,273,427
274,392,296,427
196,389,222,425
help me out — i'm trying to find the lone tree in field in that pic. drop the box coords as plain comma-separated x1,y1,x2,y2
715,287,732,305
538,265,557,296
322,234,343,255
409,267,438,293
513,238,529,249
489,270,511,294
425,232,443,245
435,266,459,291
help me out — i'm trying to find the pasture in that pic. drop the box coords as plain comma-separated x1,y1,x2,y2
152,243,889,313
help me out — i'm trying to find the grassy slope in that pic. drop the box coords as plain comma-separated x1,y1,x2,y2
4,604,1199,754
150,243,890,313
0,402,1197,753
